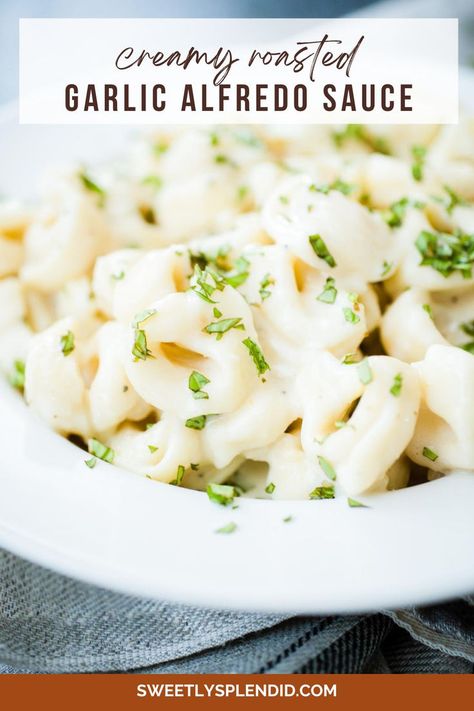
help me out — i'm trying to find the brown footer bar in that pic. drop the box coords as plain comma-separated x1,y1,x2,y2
1,674,472,709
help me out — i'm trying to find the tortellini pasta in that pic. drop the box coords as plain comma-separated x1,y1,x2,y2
3,120,474,501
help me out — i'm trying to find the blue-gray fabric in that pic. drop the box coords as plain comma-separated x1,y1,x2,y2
0,549,472,673
1,0,474,676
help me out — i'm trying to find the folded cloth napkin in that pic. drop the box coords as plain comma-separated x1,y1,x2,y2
0,549,472,673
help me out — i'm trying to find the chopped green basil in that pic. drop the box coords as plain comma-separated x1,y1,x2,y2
171,464,185,486
9,359,25,391
185,415,207,430
84,457,97,469
415,229,474,279
188,370,210,400
88,438,114,464
242,337,270,376
317,456,336,481
390,373,403,396
215,521,237,534
308,235,337,268
357,358,373,385
348,497,369,508
316,277,337,304
207,483,238,506
132,329,153,361
265,482,276,494
204,317,244,340
60,331,75,357
422,446,438,462
411,145,427,182
259,273,275,301
79,172,106,205
132,309,157,327
310,484,335,500
343,307,360,324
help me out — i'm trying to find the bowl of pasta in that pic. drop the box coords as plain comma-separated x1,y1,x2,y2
0,73,473,613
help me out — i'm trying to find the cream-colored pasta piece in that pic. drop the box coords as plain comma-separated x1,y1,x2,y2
358,153,420,208
24,317,150,438
103,179,162,249
0,277,32,375
237,245,369,369
92,249,144,318
123,283,262,418
381,289,447,361
108,414,203,483
427,118,474,199
262,175,395,290
187,213,270,260
21,178,110,292
202,380,298,470
24,318,92,437
299,351,420,495
88,321,152,433
0,200,30,277
245,431,324,500
407,345,474,472
112,247,191,324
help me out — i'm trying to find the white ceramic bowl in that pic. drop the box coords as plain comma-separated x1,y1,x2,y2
0,74,473,613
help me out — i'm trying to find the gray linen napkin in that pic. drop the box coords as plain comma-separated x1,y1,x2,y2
1,0,474,677
0,549,472,673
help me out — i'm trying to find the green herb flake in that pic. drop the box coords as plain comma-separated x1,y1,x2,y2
279,195,289,205
60,331,75,357
342,352,359,365
332,124,391,155
132,329,153,361
460,320,474,337
310,484,335,500
357,358,373,385
283,515,293,523
132,309,157,327
215,521,237,534
207,483,238,506
188,370,210,400
9,359,25,391
242,338,270,377
237,185,249,201
213,307,222,319
204,317,244,340
423,303,433,319
343,307,360,325
265,482,276,494
348,497,369,508
415,229,474,279
382,197,409,228
259,273,275,301
190,462,200,471
381,261,393,277
88,438,114,464
185,415,207,430
316,277,337,304
317,456,337,481
84,457,97,469
142,175,163,190
79,172,106,205
444,185,466,215
390,373,403,397
171,464,186,486
224,256,250,289
461,342,474,354
422,446,438,462
308,234,337,268
112,271,125,281
411,145,427,182
147,445,158,453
